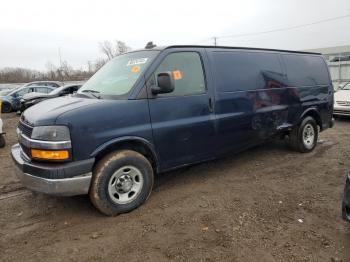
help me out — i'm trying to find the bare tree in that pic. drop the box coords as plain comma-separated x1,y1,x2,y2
60,61,73,78
99,40,131,60
0,40,131,83
99,41,115,60
45,61,57,80
93,59,107,71
116,41,130,55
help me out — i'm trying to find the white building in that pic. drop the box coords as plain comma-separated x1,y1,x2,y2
304,45,350,88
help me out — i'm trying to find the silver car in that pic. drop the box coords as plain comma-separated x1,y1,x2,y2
334,82,350,116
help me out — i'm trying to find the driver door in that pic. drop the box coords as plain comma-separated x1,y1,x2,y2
147,50,216,170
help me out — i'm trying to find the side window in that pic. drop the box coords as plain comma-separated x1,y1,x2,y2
155,52,206,96
282,54,330,86
212,51,284,92
71,86,80,93
16,88,29,96
35,87,49,93
60,88,70,95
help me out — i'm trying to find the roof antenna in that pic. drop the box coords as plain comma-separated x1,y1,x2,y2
145,41,156,49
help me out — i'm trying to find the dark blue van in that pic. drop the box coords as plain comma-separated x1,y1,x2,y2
12,45,334,215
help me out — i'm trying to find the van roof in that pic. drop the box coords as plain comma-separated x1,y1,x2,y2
145,45,321,55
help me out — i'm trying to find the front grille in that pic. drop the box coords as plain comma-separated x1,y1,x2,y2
336,101,350,106
18,120,33,138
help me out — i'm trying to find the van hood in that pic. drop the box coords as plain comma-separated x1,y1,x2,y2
334,90,350,102
22,96,103,126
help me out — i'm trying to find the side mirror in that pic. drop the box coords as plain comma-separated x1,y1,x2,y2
151,72,175,95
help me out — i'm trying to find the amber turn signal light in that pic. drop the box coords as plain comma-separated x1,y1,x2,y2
31,149,69,160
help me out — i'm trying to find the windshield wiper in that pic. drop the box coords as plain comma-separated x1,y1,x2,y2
81,89,101,99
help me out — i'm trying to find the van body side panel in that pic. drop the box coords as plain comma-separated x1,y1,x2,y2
281,54,333,129
55,99,154,161
208,49,290,155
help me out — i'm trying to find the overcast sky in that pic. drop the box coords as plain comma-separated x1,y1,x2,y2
0,0,350,70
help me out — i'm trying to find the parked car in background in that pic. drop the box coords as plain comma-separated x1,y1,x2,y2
12,45,334,216
24,81,63,88
20,84,82,112
334,81,350,116
0,98,5,147
343,172,350,222
1,85,56,113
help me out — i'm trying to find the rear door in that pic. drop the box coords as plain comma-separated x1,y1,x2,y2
208,50,288,155
147,49,216,170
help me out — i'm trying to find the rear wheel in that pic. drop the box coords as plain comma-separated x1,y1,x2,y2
89,150,154,216
288,116,318,153
1,102,12,113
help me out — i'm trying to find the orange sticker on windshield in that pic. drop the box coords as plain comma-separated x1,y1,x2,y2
172,70,182,80
131,65,141,73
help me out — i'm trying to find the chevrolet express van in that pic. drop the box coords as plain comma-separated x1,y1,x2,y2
12,45,334,215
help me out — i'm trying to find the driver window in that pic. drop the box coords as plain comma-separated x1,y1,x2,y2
155,52,206,97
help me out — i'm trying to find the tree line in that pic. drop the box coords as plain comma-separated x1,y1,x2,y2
0,40,130,83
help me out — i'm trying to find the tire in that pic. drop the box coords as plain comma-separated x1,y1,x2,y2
0,135,5,148
1,103,12,113
288,116,318,153
89,150,154,216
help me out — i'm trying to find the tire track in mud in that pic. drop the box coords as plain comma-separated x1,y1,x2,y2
0,183,30,200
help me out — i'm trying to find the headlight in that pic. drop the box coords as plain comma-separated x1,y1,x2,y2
31,126,70,141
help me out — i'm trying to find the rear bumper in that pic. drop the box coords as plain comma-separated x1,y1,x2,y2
11,144,94,196
342,172,350,222
334,110,350,116
334,106,350,116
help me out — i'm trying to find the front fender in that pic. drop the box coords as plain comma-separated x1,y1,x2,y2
90,136,158,164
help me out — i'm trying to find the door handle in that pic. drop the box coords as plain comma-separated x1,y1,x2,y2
208,97,214,113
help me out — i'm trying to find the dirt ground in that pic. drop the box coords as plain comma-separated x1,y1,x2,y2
0,112,349,262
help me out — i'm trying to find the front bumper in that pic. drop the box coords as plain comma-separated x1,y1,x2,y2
342,172,350,222
11,144,94,196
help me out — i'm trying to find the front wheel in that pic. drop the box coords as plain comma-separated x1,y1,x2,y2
89,150,154,216
288,116,318,153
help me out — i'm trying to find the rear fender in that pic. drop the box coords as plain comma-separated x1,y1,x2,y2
300,108,322,129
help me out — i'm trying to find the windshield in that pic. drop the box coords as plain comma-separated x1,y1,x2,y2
78,51,158,97
0,90,11,96
342,82,350,90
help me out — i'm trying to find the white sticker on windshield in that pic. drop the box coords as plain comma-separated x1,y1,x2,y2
127,58,148,66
